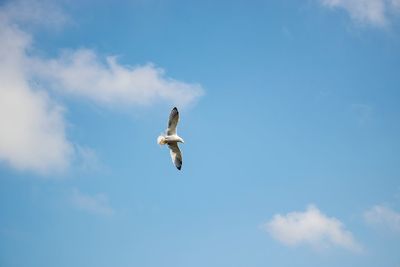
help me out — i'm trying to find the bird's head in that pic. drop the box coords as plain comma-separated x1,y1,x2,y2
157,135,167,145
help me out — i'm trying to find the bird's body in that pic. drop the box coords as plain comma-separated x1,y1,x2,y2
157,107,184,170
157,134,184,145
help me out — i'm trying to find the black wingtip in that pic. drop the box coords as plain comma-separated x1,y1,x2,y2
172,107,178,112
177,166,181,170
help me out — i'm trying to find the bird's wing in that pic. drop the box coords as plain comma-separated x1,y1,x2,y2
168,143,182,170
166,107,179,135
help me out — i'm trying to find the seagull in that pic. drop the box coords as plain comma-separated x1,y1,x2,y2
157,107,185,170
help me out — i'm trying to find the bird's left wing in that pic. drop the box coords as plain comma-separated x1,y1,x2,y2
167,107,179,135
168,143,182,170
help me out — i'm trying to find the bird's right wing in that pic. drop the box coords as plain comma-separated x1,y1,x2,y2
168,143,182,170
166,107,179,135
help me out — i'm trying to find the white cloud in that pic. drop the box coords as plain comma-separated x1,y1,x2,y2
0,0,203,175
263,205,362,252
0,10,72,174
319,0,400,27
70,188,114,216
31,49,204,108
364,205,400,233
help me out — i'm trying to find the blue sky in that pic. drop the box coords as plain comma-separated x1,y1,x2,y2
1,0,400,266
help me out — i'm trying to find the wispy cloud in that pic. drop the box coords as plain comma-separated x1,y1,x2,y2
0,0,68,29
263,205,362,252
0,0,203,175
31,49,204,108
70,188,114,216
351,103,373,125
319,0,400,27
364,205,400,233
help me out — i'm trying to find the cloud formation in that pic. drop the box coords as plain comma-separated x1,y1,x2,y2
264,205,362,252
0,8,72,174
70,188,114,216
32,49,203,107
0,0,203,175
364,205,400,233
319,0,400,27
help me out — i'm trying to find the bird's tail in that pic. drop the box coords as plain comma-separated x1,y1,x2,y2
157,135,167,145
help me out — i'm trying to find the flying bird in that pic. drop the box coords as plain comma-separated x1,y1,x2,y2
157,107,185,170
